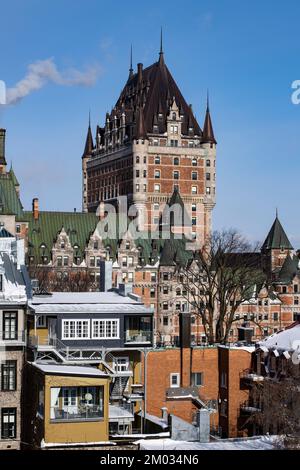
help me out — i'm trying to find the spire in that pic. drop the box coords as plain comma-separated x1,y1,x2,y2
128,45,133,79
262,216,293,251
82,114,94,157
158,27,164,65
9,163,19,187
202,94,216,144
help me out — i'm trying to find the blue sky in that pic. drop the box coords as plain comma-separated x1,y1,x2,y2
1,0,300,246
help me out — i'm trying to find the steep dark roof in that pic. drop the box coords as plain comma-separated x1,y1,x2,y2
114,54,202,137
82,124,94,157
202,104,216,144
262,217,293,251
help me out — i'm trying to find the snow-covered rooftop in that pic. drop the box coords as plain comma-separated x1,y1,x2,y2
31,363,108,377
29,291,153,315
258,322,300,352
136,436,277,451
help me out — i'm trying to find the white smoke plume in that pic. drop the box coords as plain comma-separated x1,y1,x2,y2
6,58,101,104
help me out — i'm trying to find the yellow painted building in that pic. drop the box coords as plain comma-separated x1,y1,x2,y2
23,363,110,449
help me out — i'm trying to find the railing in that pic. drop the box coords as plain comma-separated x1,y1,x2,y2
125,330,152,344
50,404,103,421
240,368,264,383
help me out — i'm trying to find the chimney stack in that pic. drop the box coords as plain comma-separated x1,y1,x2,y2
137,63,143,84
32,198,39,221
179,311,192,388
0,129,7,173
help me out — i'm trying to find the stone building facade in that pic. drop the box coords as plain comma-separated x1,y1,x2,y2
0,226,30,449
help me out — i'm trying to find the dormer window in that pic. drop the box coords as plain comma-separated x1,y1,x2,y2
158,113,163,119
153,125,159,133
172,112,176,120
40,243,46,249
60,241,65,249
74,244,79,250
94,240,99,250
0,274,3,291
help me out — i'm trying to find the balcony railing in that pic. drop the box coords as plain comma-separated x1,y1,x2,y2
125,330,152,344
50,405,103,422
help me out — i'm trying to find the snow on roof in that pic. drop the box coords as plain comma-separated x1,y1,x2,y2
258,323,300,352
29,291,153,315
136,436,277,451
137,411,169,429
31,363,108,377
31,291,141,304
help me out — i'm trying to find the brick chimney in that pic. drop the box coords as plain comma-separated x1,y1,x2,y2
0,128,7,174
179,311,192,388
32,198,39,221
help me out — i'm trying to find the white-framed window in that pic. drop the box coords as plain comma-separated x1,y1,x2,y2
170,373,180,388
154,169,161,179
153,203,160,211
191,372,203,386
63,387,77,406
115,356,129,372
154,184,160,192
62,320,90,340
92,319,119,339
191,186,197,194
154,155,160,164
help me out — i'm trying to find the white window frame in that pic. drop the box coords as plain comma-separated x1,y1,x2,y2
115,356,129,372
62,319,90,340
92,319,120,340
170,373,180,388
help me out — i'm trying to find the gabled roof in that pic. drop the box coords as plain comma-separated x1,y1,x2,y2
0,226,14,238
261,216,293,251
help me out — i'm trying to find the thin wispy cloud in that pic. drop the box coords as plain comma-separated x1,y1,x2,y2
6,58,102,104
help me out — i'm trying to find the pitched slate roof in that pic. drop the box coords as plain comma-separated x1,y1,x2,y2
9,165,19,186
113,52,202,138
261,216,293,251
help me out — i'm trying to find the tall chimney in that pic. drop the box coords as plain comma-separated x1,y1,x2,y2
137,63,143,84
32,198,39,221
0,129,7,173
179,311,191,388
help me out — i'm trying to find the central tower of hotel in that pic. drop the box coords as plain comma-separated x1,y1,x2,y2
82,37,216,245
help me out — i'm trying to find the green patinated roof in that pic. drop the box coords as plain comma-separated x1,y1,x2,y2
0,173,24,217
9,165,19,187
262,216,293,251
277,254,299,284
24,210,98,259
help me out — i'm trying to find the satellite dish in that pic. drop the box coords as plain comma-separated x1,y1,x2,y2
85,393,93,402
